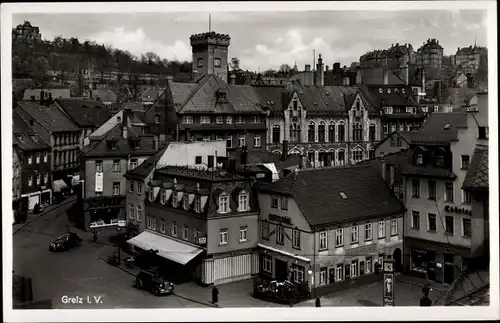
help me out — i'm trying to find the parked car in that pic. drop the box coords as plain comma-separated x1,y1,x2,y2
133,271,174,296
49,233,83,252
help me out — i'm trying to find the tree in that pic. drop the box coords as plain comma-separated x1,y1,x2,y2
30,56,51,88
279,64,292,76
263,69,276,77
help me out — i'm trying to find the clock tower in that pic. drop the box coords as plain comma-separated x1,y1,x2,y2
190,31,230,82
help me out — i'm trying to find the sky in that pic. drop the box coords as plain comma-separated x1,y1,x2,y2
12,10,488,71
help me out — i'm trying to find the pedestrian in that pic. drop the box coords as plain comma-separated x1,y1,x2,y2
92,229,98,243
420,284,432,306
212,286,219,305
315,297,321,307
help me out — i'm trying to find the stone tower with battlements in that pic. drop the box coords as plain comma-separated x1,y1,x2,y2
190,32,231,82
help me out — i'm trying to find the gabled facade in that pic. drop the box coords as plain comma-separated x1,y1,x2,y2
256,166,405,297
136,166,259,285
79,108,158,230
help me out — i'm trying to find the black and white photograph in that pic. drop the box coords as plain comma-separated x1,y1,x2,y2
2,1,498,322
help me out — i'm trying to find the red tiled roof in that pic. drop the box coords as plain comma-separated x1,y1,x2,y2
463,145,488,190
257,165,405,227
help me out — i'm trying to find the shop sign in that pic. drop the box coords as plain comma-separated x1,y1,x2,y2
445,205,471,215
198,237,207,245
269,213,292,225
383,259,395,307
345,243,377,257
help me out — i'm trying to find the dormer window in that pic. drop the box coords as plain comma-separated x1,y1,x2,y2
148,188,154,202
200,116,211,124
160,189,166,204
219,193,230,214
415,152,424,165
117,116,122,123
239,191,249,212
134,139,141,149
195,197,201,213
226,116,232,124
172,192,178,207
110,141,117,150
216,89,227,102
184,196,189,210
435,149,445,167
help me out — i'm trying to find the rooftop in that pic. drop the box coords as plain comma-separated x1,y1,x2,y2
156,165,244,181
54,99,112,128
463,145,489,190
17,102,79,133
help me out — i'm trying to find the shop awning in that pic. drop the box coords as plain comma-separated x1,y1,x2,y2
52,179,68,192
257,243,310,262
127,231,204,265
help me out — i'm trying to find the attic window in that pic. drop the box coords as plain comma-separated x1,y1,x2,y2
339,192,347,199
110,141,117,150
216,89,228,102
443,123,451,130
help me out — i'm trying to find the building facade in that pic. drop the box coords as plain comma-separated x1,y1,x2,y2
12,21,42,44
416,39,444,69
256,166,405,297
191,32,230,83
453,45,487,73
80,108,157,230
134,166,259,285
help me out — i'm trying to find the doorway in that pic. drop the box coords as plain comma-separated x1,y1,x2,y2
444,254,455,284
393,248,402,272
275,259,288,282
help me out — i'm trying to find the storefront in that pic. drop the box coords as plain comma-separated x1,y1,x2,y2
202,249,259,285
83,196,125,231
410,248,437,280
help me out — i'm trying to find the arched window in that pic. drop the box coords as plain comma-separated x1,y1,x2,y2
337,149,346,166
337,121,345,142
272,125,280,144
369,124,376,141
307,150,316,165
328,122,335,142
318,121,325,142
308,122,316,142
352,147,364,162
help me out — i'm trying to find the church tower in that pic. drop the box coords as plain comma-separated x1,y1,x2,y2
190,31,230,82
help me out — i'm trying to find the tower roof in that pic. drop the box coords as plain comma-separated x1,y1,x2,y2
190,31,230,46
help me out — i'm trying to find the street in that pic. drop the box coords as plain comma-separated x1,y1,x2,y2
13,201,206,309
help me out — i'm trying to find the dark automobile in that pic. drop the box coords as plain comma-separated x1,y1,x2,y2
133,271,174,296
49,233,83,251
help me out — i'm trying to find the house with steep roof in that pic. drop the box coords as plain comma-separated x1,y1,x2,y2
15,102,80,183
13,111,52,212
52,99,112,147
255,165,405,297
124,140,228,235
79,108,159,230
132,165,259,285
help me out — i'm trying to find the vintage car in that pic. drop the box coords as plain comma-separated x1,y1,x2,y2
254,279,298,302
133,271,174,296
49,233,83,252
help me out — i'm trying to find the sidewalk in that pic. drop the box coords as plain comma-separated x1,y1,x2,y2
395,273,448,292
13,195,76,234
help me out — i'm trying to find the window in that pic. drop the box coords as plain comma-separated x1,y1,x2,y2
276,225,284,245
462,218,471,237
219,194,229,213
183,196,189,210
272,125,281,144
137,183,142,194
28,175,33,186
172,222,178,236
36,174,41,185
351,225,359,243
412,211,420,229
462,189,472,204
194,197,201,212
445,216,454,235
35,152,40,164
129,204,135,219
353,149,363,162
44,173,48,184
28,154,32,165
271,196,278,208
182,115,193,124
253,135,261,148
308,122,315,142
461,155,470,169
263,255,272,273
336,264,343,281
292,229,300,249
238,135,245,147
160,220,166,233
239,226,248,242
280,196,288,210
478,126,488,139
338,123,345,142
369,124,376,141
445,182,454,202
216,116,223,124
197,57,204,68
129,180,135,192
194,229,200,242
160,189,166,204
351,260,358,278
239,193,249,211
319,267,327,285
383,122,389,134
201,136,210,142
378,221,385,239
148,188,154,202
258,220,270,240
199,116,210,124
226,116,233,124
183,225,189,240
352,123,363,141
365,223,373,241
235,116,244,124
226,135,233,148
328,123,335,142
318,123,325,142
110,141,117,150
112,182,120,195
319,230,328,250
130,159,138,170
412,179,420,198
219,229,228,245
172,193,178,207
43,152,48,163
292,264,305,283
428,181,436,200
147,216,153,230
338,150,345,165
194,156,202,164
415,152,424,165
335,228,343,247
136,205,142,221
112,160,121,172
390,219,398,236
428,213,437,232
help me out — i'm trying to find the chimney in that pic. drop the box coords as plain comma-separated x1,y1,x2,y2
229,73,236,85
315,53,324,86
383,67,389,85
282,140,289,161
39,90,45,105
333,62,341,72
325,65,329,72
